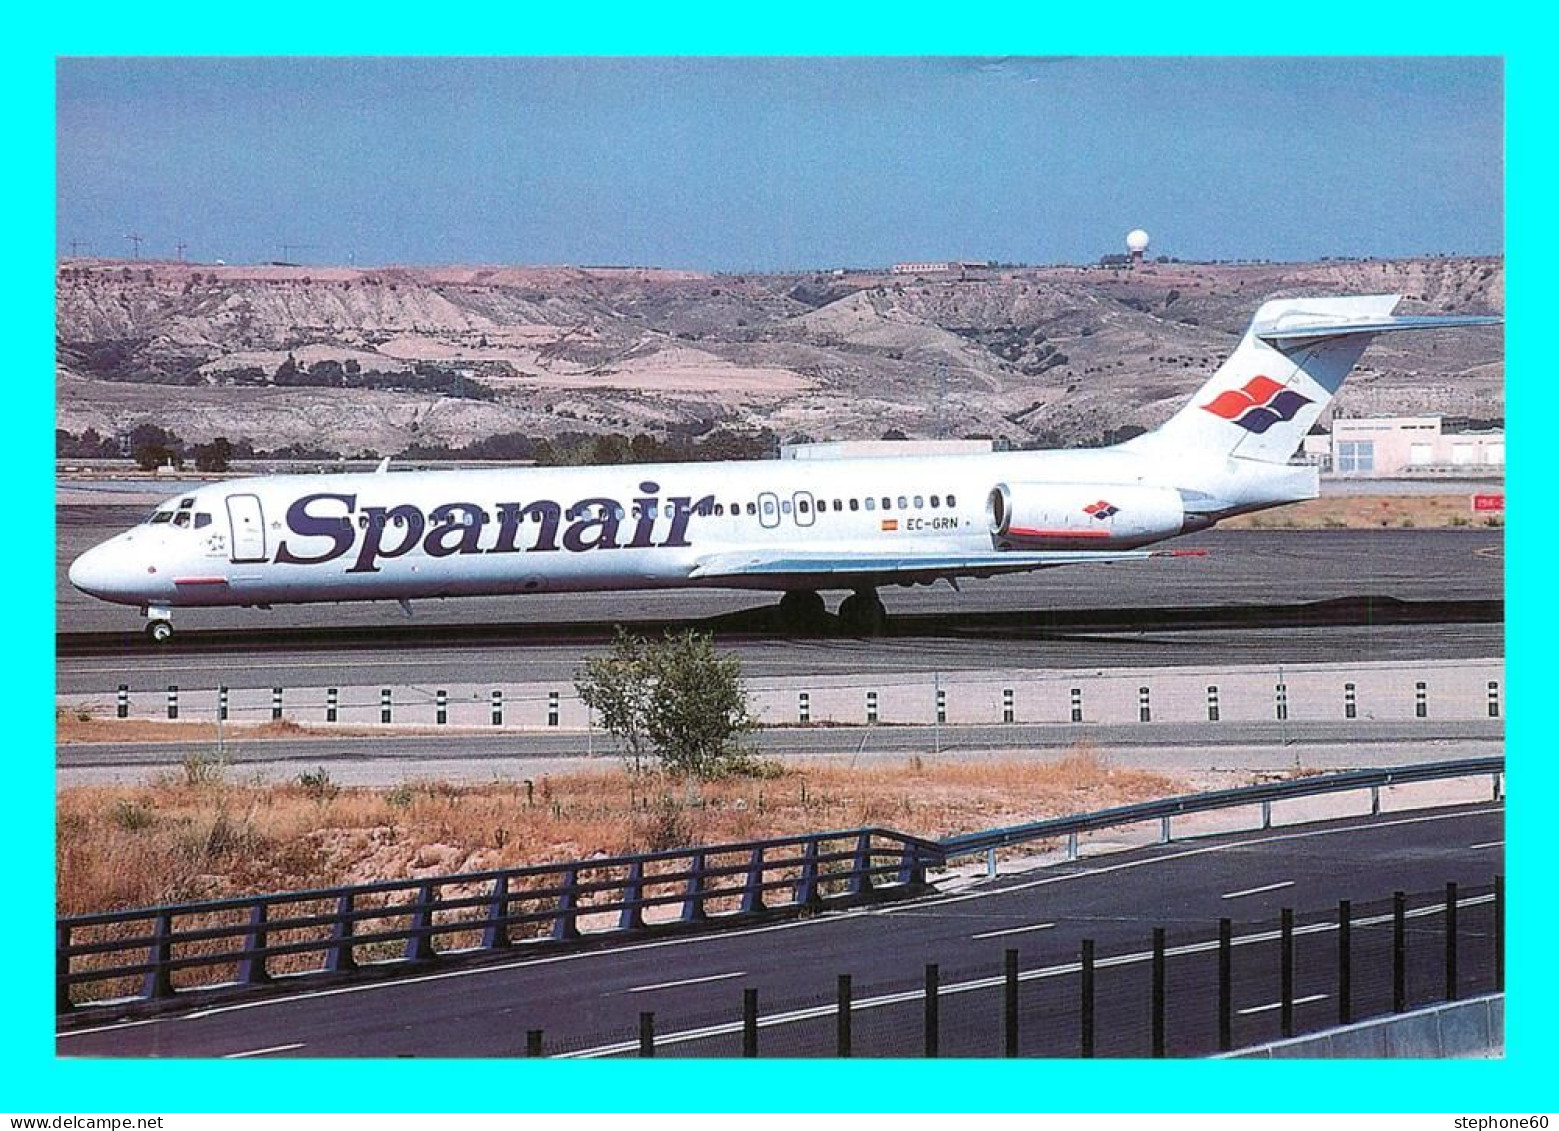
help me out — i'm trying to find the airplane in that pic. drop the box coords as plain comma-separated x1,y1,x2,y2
67,294,1500,642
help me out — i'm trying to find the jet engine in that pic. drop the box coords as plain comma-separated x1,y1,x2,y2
987,482,1194,550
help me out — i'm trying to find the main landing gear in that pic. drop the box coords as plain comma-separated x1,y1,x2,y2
772,588,888,637
836,588,888,637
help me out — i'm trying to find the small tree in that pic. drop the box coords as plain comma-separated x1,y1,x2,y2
576,630,758,779
193,436,233,473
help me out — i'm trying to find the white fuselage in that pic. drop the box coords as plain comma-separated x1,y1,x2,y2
66,445,1314,613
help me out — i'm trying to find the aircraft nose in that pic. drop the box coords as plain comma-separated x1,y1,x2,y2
68,541,134,600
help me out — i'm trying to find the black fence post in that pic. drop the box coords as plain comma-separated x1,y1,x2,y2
56,924,73,1014
1445,881,1459,1002
482,875,512,951
405,880,438,963
1280,908,1295,1039
1152,926,1166,1057
1338,899,1352,1025
619,860,646,931
1004,948,1020,1058
238,902,271,986
553,867,581,941
526,1030,544,1058
744,988,759,1058
143,911,174,1000
639,1011,655,1058
326,893,357,973
1217,918,1232,1053
924,963,940,1058
837,974,852,1058
1495,874,1505,992
681,851,708,923
1080,939,1095,1059
1393,890,1408,1013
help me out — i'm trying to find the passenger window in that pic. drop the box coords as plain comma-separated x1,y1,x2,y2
781,500,792,514
849,499,859,512
947,494,957,507
931,495,941,508
714,504,725,517
746,502,757,516
914,495,924,508
865,498,875,511
898,496,908,509
833,500,843,512
194,513,212,529
882,497,892,510
798,499,809,514
762,500,775,516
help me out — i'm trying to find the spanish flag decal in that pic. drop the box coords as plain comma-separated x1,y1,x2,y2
881,519,899,532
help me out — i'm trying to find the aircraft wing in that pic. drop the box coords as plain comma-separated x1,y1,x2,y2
689,546,1205,582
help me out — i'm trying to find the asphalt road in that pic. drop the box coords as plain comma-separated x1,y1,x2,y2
57,802,1503,1058
57,720,1503,778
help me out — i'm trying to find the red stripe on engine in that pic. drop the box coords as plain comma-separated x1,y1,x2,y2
173,576,230,585
1006,527,1112,539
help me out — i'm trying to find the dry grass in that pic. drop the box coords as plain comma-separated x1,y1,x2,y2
56,716,442,744
57,748,1180,916
1221,494,1503,531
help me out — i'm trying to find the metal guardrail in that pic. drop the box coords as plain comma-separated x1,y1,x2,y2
938,756,1504,862
57,827,941,1013
57,758,1502,1015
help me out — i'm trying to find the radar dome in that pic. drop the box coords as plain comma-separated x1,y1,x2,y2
1126,229,1151,254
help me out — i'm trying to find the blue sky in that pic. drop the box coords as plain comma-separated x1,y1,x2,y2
56,56,1503,271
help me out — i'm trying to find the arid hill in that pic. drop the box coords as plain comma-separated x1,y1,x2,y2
56,257,1503,457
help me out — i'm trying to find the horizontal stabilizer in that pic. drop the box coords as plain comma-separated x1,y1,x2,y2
690,547,1201,582
1255,312,1501,349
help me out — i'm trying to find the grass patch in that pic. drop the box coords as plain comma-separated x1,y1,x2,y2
1219,494,1503,530
58,753,1184,916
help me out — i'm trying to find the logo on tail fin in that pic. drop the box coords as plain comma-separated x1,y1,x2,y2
1201,376,1312,435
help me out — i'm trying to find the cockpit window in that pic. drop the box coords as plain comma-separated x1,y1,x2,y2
194,513,212,529
173,512,192,528
148,510,174,525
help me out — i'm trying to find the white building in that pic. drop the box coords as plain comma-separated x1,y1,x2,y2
1319,416,1504,478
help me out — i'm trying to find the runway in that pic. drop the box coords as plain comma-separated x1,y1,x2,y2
58,507,1502,636
57,802,1503,1058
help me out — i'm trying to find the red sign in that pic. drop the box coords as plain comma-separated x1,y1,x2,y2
1473,494,1505,512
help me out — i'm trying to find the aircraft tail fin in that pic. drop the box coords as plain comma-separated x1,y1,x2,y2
1121,295,1501,465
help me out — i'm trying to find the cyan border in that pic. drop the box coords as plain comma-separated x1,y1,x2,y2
23,11,1534,1113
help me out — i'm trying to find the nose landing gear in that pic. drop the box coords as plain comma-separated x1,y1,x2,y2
143,606,174,644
